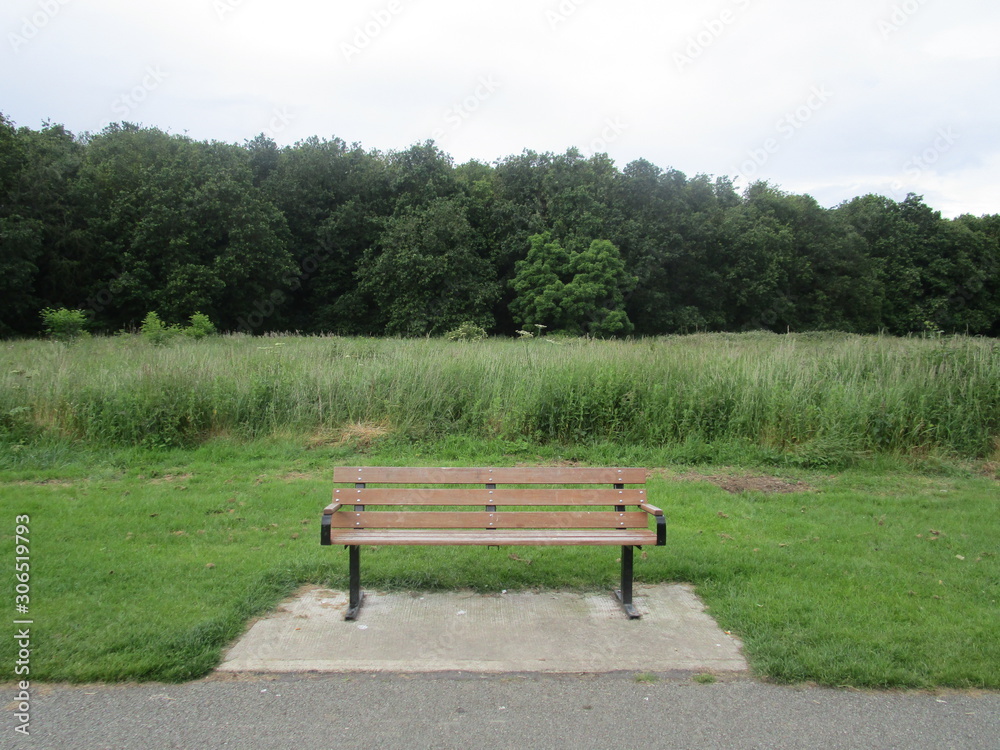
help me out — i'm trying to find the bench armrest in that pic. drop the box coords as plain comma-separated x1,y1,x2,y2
321,503,342,545
639,503,666,546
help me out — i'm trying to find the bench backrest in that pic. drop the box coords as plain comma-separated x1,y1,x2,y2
328,466,650,532
333,467,646,485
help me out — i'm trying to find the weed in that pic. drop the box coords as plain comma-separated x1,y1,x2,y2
445,322,488,342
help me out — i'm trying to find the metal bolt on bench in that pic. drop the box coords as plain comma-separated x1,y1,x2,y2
321,467,666,620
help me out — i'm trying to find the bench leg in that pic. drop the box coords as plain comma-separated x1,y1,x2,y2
346,545,364,621
615,545,641,620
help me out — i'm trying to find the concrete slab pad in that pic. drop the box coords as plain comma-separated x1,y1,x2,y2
218,584,748,674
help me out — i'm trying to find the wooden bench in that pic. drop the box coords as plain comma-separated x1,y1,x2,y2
320,466,665,620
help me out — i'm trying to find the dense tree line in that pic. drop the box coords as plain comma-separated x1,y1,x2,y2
2,113,998,338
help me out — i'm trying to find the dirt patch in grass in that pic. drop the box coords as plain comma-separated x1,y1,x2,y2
338,422,392,450
308,422,392,451
665,470,814,494
305,429,339,449
979,462,999,481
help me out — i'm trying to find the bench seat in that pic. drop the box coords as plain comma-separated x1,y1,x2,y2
326,529,660,546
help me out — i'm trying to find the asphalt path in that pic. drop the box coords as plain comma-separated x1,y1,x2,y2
6,673,999,750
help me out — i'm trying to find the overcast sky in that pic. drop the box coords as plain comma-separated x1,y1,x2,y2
4,0,999,217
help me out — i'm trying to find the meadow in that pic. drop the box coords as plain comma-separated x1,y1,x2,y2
2,331,998,462
0,332,998,687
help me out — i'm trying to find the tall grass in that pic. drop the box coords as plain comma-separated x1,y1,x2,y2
1,332,997,461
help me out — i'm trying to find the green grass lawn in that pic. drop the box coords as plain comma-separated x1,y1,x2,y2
1,437,997,687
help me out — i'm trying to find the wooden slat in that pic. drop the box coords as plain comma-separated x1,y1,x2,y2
331,488,647,506
327,529,658,546
323,502,342,515
639,503,664,516
328,511,650,530
333,466,645,485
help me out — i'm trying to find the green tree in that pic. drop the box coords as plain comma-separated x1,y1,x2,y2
732,184,879,332
387,140,458,210
258,136,391,333
509,232,635,336
564,238,636,337
540,149,619,245
836,193,960,334
79,125,296,330
716,185,796,330
508,231,571,329
0,116,92,335
918,212,1000,334
0,114,39,336
611,162,729,334
245,132,280,188
455,158,539,334
357,197,500,336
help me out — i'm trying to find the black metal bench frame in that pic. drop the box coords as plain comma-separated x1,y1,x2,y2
321,467,665,620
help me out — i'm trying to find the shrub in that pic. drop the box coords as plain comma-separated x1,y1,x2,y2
40,308,90,341
446,322,488,342
184,312,216,339
140,312,180,346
